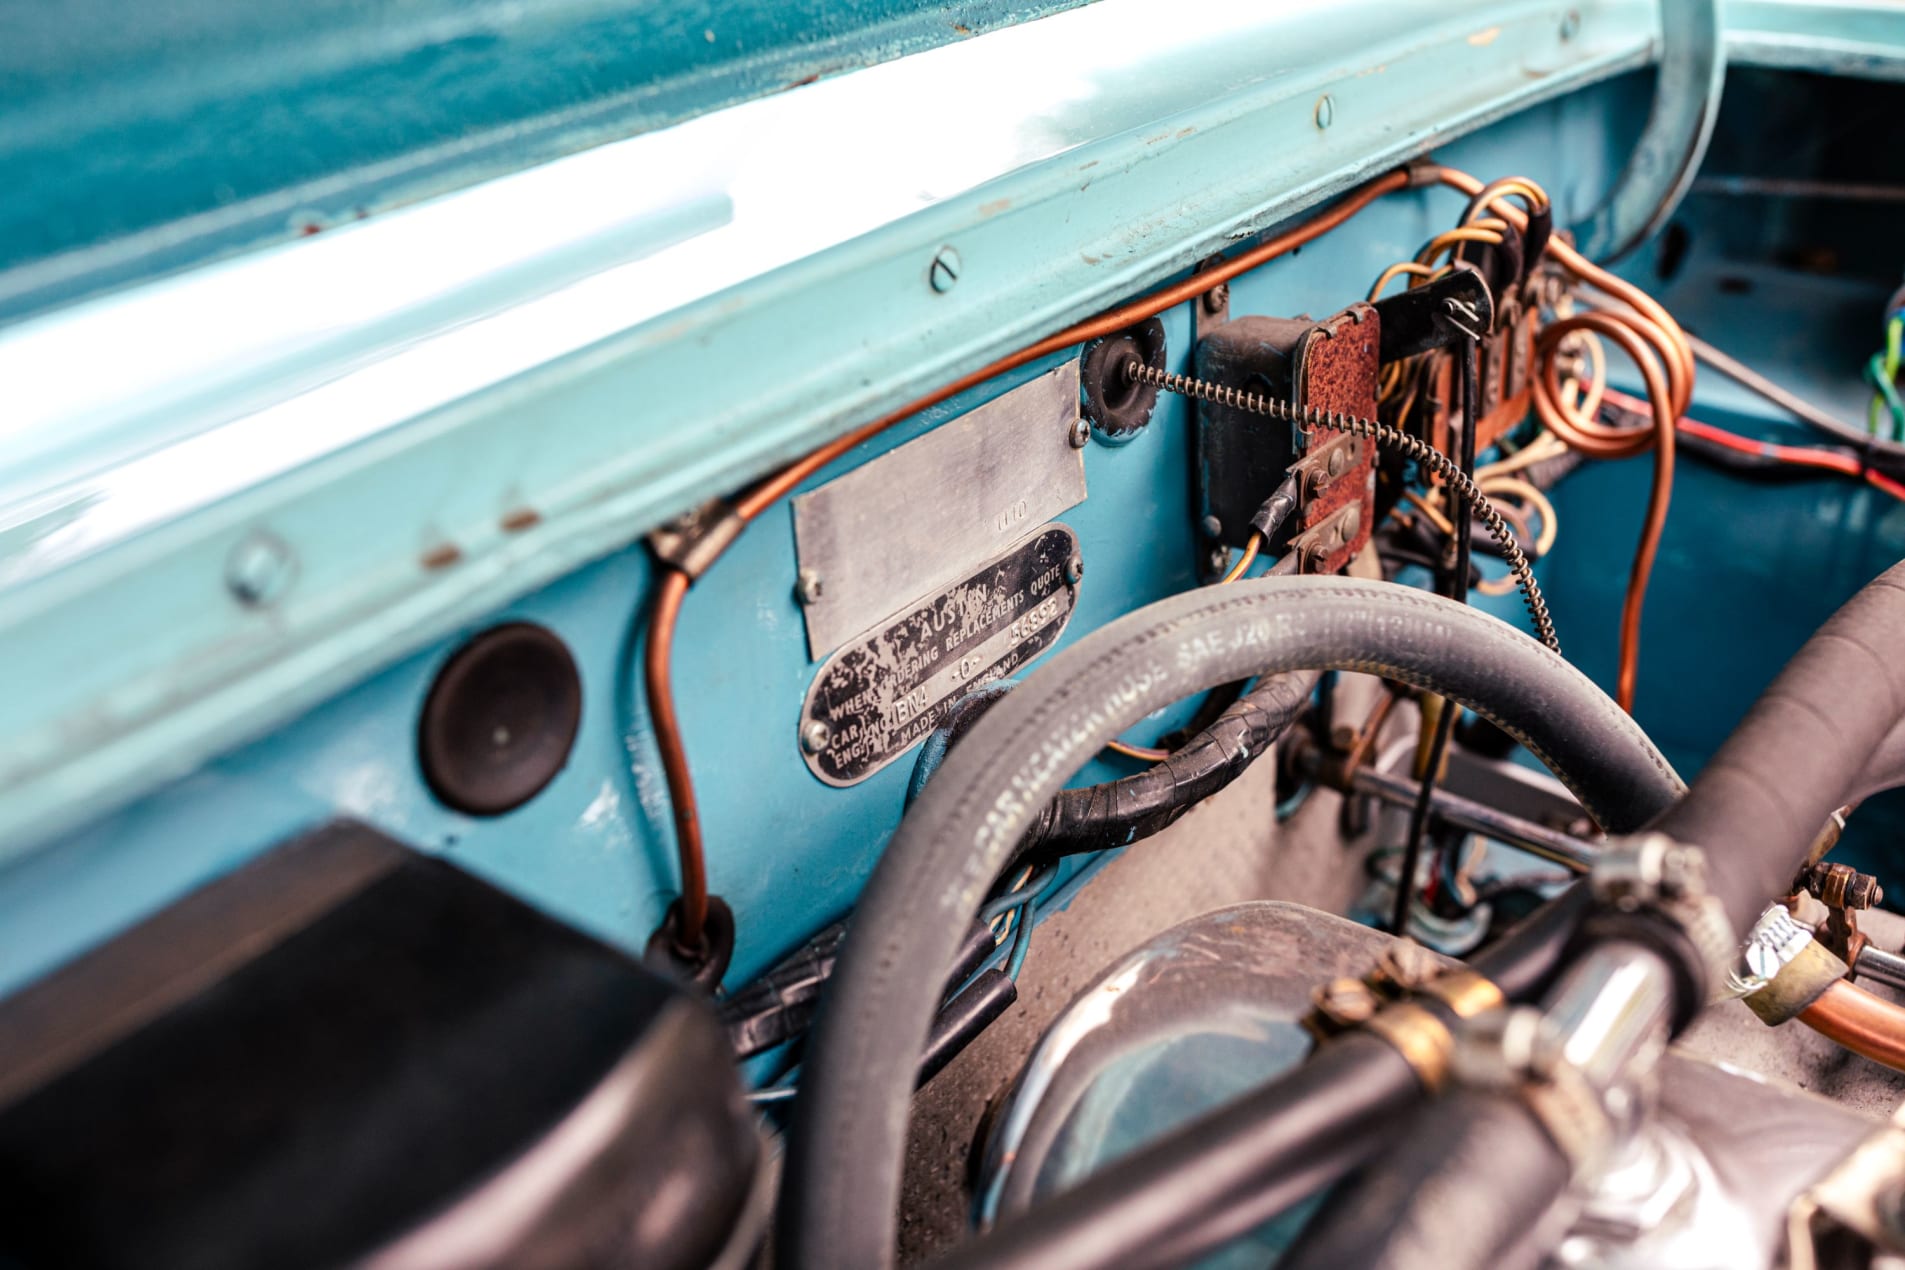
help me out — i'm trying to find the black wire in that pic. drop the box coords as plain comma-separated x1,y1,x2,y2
1390,338,1479,936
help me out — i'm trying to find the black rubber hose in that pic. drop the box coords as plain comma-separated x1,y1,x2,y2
931,1034,1420,1270
1021,672,1316,860
1276,1090,1572,1270
780,577,1682,1269
1652,560,1905,934
1466,883,1591,1002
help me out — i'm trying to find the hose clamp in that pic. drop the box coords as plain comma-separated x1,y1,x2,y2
1305,940,1496,1092
1452,1005,1615,1177
1364,1002,1457,1093
1591,833,1736,990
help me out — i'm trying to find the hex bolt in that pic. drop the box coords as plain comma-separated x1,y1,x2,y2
1313,94,1335,130
1065,555,1085,585
1067,416,1092,448
800,720,833,755
1378,938,1439,990
225,530,295,608
929,246,961,293
1313,977,1378,1025
795,568,825,605
1202,283,1229,316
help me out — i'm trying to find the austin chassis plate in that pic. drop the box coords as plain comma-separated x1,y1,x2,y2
798,524,1079,787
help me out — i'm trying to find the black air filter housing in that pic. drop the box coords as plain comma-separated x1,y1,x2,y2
0,821,757,1270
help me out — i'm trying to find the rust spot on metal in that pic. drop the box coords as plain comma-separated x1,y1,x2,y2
1467,25,1502,45
978,198,1012,217
421,543,463,570
951,22,971,34
501,508,542,533
1175,126,1195,139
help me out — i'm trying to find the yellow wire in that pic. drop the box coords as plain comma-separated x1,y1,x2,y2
1480,475,1559,556
1368,261,1438,301
1415,225,1506,266
1220,532,1263,584
1464,179,1550,224
1475,431,1568,481
1399,488,1456,537
1105,739,1170,763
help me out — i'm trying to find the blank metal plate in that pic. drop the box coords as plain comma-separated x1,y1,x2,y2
792,363,1085,659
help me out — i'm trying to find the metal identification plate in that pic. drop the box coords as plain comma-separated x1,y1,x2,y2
798,525,1079,787
791,363,1085,658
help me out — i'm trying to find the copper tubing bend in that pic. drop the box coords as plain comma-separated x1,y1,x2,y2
1802,980,1905,1073
643,166,1416,948
643,567,709,951
1531,313,1676,712
1438,166,1693,713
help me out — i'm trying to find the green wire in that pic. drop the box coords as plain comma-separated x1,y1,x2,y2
1870,351,1905,441
1871,316,1905,441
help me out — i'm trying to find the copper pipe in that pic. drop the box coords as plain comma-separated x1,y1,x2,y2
1801,980,1905,1072
1532,312,1677,712
644,567,708,951
642,167,1418,941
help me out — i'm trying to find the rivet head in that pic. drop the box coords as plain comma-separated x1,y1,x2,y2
930,246,961,293
225,530,296,608
1201,515,1224,539
1313,94,1335,130
800,720,833,754
795,568,825,605
1067,416,1091,448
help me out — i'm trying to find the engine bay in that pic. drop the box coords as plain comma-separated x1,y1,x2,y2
7,4,1905,1267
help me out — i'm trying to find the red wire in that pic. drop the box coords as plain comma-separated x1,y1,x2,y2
1601,387,1905,503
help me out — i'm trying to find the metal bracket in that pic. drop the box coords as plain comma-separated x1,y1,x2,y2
1286,501,1364,573
1572,0,1726,261
1370,263,1495,362
1190,256,1230,344
645,498,745,581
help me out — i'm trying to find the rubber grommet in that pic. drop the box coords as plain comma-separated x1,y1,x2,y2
647,895,737,990
1080,317,1167,442
418,622,582,816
